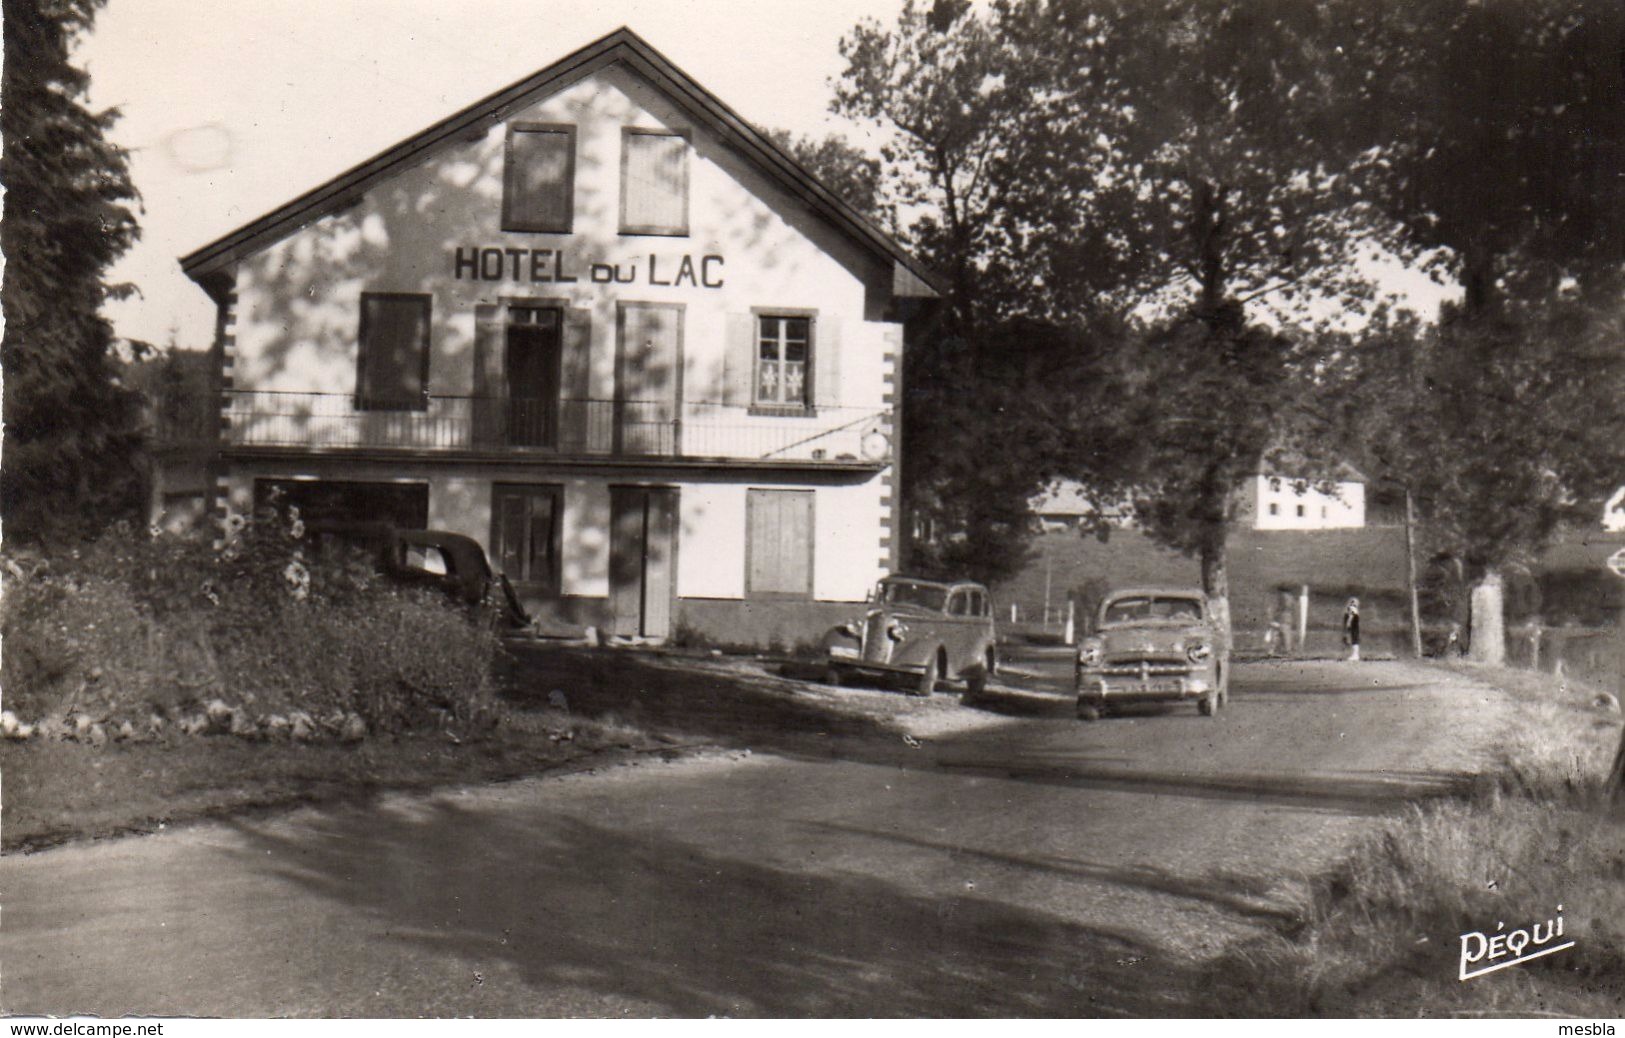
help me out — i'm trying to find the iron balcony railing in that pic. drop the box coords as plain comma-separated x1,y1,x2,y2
220,391,892,464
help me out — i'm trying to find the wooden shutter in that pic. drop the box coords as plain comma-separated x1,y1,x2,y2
471,304,504,445
813,315,840,409
504,126,574,232
722,312,755,407
621,132,687,234
560,308,593,451
747,489,813,597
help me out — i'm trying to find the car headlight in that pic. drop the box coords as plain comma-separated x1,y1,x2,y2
886,619,908,641
1186,642,1213,663
1078,641,1103,667
836,622,859,638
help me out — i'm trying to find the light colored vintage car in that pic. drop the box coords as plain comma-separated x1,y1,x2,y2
823,575,998,696
1074,586,1229,720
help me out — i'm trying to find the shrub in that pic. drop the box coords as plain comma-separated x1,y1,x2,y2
2,513,498,734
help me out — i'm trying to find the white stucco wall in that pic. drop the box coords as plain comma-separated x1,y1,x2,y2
218,60,904,612
231,64,893,416
1251,476,1366,530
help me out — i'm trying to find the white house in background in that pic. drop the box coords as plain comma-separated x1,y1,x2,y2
1029,480,1133,532
179,28,939,647
1604,487,1625,532
1246,462,1367,530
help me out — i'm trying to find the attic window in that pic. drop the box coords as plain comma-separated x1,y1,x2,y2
620,129,688,236
503,124,575,233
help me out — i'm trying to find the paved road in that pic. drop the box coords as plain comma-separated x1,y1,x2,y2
2,659,1511,1017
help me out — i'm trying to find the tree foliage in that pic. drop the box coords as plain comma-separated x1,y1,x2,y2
765,129,892,232
836,0,1393,622
1338,0,1625,660
2,0,147,544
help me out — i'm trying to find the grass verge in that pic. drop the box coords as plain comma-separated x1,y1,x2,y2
1,708,668,854
1204,661,1625,1018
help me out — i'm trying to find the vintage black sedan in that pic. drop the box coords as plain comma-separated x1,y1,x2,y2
823,575,998,696
1075,586,1228,719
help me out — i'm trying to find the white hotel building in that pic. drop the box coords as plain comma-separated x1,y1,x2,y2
181,29,940,646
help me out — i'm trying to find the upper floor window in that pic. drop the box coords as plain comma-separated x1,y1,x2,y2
620,129,688,235
356,292,430,411
503,124,575,233
755,314,812,410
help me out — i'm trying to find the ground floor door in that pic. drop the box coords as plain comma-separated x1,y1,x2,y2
608,486,678,639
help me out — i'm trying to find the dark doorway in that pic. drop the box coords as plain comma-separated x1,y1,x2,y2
506,306,562,447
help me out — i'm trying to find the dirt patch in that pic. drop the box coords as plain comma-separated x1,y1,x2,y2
501,644,1016,749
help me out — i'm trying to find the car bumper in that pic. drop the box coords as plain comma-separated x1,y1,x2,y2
827,646,928,677
1077,673,1210,703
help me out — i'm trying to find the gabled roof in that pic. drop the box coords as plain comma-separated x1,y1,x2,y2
179,27,942,303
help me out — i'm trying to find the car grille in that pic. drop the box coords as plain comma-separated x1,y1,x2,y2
1099,660,1191,677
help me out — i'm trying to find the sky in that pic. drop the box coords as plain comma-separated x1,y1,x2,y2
78,0,905,352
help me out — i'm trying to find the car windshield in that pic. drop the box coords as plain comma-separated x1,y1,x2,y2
1101,595,1204,625
880,581,949,611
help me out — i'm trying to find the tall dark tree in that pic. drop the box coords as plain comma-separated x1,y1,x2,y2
837,0,1398,628
833,0,1068,581
2,0,147,544
1349,0,1625,663
1000,0,1403,635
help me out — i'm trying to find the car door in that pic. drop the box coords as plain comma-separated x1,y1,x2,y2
941,588,985,676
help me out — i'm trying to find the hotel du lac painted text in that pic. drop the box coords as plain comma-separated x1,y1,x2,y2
451,247,725,288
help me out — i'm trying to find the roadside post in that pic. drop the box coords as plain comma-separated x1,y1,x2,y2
1298,585,1310,649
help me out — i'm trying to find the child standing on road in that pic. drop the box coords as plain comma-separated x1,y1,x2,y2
1342,597,1361,661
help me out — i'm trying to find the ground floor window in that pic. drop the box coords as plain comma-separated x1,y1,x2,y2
492,483,563,594
746,488,814,598
253,479,429,530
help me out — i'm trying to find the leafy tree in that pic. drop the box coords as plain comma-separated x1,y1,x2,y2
765,129,892,231
837,0,1400,630
832,0,1033,333
833,0,1066,581
1338,283,1625,663
1346,0,1625,662
2,0,146,545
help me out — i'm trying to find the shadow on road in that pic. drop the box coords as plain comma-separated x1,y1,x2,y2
216,799,1217,1017
501,647,1483,816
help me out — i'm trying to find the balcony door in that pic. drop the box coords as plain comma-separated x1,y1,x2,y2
506,306,562,447
615,303,682,455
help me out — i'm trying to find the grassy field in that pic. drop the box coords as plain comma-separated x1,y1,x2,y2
1202,661,1625,1018
997,526,1415,632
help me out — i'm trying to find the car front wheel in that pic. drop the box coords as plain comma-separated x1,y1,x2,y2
914,651,941,697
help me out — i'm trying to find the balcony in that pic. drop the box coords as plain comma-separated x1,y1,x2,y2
220,391,892,468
